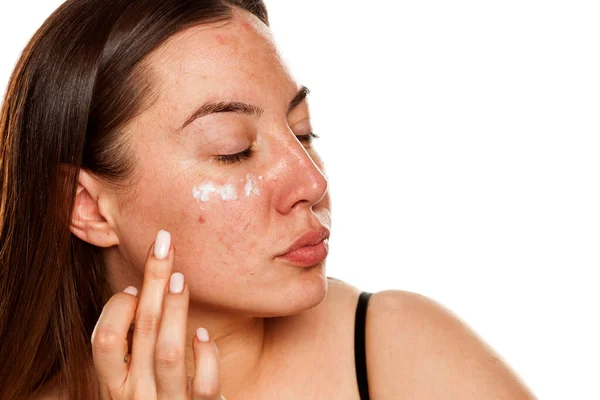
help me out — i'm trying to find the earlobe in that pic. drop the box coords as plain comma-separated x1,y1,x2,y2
69,169,119,248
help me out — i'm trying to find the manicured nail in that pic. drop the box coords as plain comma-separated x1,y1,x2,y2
154,229,171,260
196,327,209,343
123,286,138,296
169,272,184,294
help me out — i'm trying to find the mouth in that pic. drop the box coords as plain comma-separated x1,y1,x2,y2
276,227,330,267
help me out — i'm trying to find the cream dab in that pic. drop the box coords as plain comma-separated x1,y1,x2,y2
192,181,238,202
244,173,262,198
192,173,263,203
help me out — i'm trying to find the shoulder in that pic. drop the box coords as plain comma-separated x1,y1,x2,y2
365,289,538,399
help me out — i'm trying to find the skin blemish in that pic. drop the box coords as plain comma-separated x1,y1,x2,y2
215,34,226,45
241,21,253,32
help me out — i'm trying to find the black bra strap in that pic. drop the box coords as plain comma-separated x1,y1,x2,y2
355,291,373,400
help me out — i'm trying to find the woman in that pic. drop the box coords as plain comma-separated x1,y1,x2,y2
0,0,538,399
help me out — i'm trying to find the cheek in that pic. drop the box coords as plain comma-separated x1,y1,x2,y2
192,173,264,221
181,198,266,279
188,172,267,250
199,202,258,236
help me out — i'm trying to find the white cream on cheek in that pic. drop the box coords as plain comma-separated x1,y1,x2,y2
244,173,262,198
192,181,218,202
219,184,238,201
192,173,263,203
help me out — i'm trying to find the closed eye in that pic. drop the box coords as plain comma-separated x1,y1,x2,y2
296,132,319,145
214,147,254,165
214,133,320,165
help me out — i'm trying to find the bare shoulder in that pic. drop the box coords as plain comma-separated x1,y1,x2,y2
365,289,538,399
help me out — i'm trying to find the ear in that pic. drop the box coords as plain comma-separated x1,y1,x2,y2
69,168,120,248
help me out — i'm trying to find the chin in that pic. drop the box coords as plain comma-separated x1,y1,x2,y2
265,262,329,317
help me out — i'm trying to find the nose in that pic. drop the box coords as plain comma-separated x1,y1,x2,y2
269,134,328,215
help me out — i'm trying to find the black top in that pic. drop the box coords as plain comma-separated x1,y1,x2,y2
355,291,373,400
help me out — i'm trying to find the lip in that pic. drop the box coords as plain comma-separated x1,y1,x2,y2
276,228,330,267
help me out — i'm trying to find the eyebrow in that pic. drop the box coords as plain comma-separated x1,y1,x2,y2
178,86,310,132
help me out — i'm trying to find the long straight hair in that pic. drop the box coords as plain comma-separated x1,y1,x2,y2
0,1,268,398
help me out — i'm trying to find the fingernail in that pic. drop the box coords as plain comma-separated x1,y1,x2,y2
154,229,171,260
123,286,138,296
196,327,209,343
169,272,184,294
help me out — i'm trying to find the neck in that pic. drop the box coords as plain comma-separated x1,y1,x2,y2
184,305,275,398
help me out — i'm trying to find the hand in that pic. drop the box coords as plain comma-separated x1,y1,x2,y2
91,230,225,399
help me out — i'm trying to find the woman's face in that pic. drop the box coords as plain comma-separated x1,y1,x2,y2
111,9,330,315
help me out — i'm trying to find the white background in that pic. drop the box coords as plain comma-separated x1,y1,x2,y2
2,1,599,399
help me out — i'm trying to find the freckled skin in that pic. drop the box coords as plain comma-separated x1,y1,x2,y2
83,9,338,391
108,9,331,318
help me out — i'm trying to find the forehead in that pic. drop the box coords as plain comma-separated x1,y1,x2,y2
142,10,292,118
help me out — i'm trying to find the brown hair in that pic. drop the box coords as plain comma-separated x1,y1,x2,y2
0,1,268,398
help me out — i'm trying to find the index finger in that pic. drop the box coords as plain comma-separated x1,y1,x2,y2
128,229,174,380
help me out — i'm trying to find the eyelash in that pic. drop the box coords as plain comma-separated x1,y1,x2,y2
214,133,320,165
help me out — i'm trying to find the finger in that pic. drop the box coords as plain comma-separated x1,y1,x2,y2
191,328,222,400
129,229,174,379
91,287,139,394
155,272,190,397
